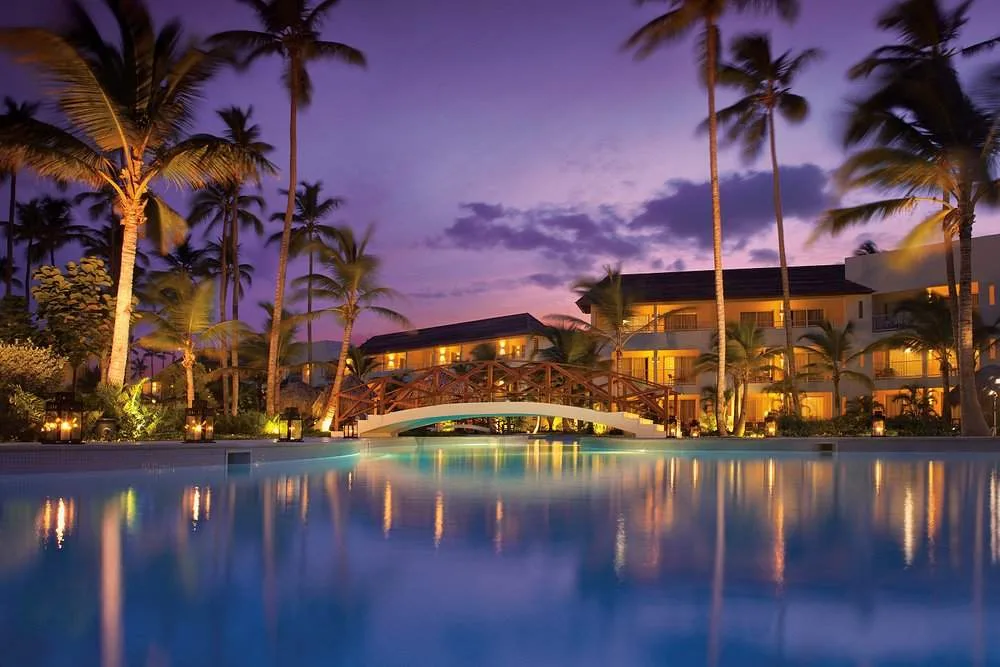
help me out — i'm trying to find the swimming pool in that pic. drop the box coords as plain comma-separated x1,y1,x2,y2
1,438,999,666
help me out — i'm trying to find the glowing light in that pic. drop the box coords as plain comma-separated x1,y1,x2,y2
55,498,68,548
434,491,444,548
614,514,627,580
692,459,700,489
767,459,776,496
494,498,504,553
991,471,1000,565
668,458,677,492
37,497,76,548
192,487,201,523
382,482,393,537
773,496,785,586
120,488,137,532
874,460,884,495
903,485,915,567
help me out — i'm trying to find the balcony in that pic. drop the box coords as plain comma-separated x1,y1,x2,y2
874,359,923,379
873,313,911,332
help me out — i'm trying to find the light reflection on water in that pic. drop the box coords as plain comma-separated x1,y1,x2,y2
1,440,999,666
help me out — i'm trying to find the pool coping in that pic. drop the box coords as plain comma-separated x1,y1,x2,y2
1,435,998,475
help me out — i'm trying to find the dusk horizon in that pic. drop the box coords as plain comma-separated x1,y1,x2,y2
3,0,1000,342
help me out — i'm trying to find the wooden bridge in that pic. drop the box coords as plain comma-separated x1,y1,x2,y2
331,361,680,438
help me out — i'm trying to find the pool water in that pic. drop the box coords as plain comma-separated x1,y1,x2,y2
2,439,1000,666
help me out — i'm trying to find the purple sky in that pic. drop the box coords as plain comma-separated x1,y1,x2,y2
3,0,1000,342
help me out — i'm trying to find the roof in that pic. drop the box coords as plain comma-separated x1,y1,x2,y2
576,264,873,313
360,313,548,354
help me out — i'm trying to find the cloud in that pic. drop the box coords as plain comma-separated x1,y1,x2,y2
407,274,570,299
748,248,780,264
433,203,648,268
629,164,831,250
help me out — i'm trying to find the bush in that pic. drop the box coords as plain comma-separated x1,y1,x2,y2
776,413,953,437
0,386,46,441
0,340,67,394
214,411,268,437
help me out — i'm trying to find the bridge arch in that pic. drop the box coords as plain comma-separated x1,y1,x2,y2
332,360,679,436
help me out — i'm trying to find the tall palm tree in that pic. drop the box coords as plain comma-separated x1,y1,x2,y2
815,3,999,435
0,0,256,388
211,0,367,415
240,301,306,397
0,257,21,293
623,0,800,434
711,33,820,417
137,272,240,408
159,239,211,277
697,321,780,435
0,97,39,298
797,320,871,417
268,181,343,384
311,226,409,431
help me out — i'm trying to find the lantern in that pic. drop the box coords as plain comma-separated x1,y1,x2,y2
688,420,701,438
278,407,304,442
872,409,886,437
39,393,83,444
184,399,215,443
343,420,359,439
666,415,679,438
764,413,778,438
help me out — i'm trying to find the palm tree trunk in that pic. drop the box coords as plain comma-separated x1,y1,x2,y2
940,356,952,423
23,237,31,307
267,72,299,416
734,381,748,436
230,207,241,417
767,110,800,417
183,346,195,409
107,206,141,387
321,317,355,432
944,225,959,416
706,19,728,436
219,199,231,416
49,247,54,267
110,220,121,289
5,172,15,297
957,209,989,435
832,376,841,418
307,232,314,386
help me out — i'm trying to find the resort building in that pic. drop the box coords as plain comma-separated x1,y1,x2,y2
577,234,1000,422
360,313,549,372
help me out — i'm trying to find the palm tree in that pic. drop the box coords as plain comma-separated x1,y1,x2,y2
345,345,379,382
311,226,409,431
711,33,820,417
137,273,240,408
0,97,39,298
0,0,258,388
815,1,999,434
797,320,871,418
31,196,83,266
535,324,606,368
893,383,938,418
268,181,343,384
623,0,800,434
698,321,780,435
240,301,306,399
211,0,367,415
0,257,21,293
159,239,211,277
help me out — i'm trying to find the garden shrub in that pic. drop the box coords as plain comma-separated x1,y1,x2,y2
0,340,68,394
215,411,268,437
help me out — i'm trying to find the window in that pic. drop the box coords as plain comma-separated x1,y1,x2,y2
740,311,775,328
990,284,996,306
858,300,864,319
788,309,825,327
662,313,698,330
873,349,923,378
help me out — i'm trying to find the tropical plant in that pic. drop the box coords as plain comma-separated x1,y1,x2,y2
0,97,39,298
893,383,938,418
697,320,780,435
535,324,606,368
32,258,120,386
854,240,880,255
136,273,240,408
796,320,871,417
469,343,498,361
310,226,409,430
239,301,306,391
0,0,260,388
75,186,150,287
268,181,343,383
0,340,67,394
0,258,21,293
711,32,820,416
159,239,211,277
211,0,367,415
345,345,379,382
623,0,800,434
815,0,1000,434
15,196,78,304
0,296,35,343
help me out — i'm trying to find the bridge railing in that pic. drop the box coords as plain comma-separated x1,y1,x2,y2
332,360,679,429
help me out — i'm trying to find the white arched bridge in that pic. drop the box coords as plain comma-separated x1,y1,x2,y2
331,361,680,438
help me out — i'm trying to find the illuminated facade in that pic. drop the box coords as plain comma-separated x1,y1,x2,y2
577,235,1000,422
360,313,549,373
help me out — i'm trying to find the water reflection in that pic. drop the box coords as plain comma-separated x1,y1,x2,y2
0,441,998,666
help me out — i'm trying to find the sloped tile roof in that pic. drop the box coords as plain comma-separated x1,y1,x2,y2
360,313,547,354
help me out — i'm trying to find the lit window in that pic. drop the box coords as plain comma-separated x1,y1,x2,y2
990,284,996,306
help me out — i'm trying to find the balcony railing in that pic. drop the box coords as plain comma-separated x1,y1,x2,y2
873,314,911,332
874,359,923,378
